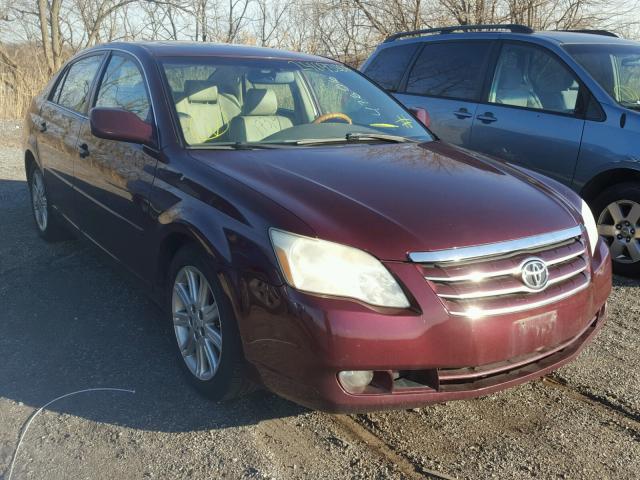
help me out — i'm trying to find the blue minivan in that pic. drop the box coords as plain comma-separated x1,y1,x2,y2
361,25,640,276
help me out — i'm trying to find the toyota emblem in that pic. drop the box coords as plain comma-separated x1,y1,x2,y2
521,258,549,290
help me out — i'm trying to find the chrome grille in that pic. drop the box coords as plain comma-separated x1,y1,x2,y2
410,226,590,317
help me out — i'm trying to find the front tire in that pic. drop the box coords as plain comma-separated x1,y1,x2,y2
592,182,640,277
28,168,67,242
167,244,252,401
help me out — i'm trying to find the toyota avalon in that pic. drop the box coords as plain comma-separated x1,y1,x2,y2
24,42,611,412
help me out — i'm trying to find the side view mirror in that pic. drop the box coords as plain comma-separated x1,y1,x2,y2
408,107,431,128
90,107,155,147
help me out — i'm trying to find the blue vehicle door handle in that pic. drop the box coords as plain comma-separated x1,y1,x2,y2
476,112,497,123
454,108,473,119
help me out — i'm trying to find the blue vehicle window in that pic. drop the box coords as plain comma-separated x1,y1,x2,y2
363,44,419,91
489,43,580,114
405,41,492,100
565,43,640,111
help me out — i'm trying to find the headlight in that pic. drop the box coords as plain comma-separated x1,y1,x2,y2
581,199,599,255
270,229,410,308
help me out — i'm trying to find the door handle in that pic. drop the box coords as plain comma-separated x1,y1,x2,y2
454,108,473,119
476,112,497,123
39,121,47,132
78,143,90,158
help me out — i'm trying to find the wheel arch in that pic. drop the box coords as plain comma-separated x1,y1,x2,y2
154,222,225,293
580,168,640,205
24,149,38,180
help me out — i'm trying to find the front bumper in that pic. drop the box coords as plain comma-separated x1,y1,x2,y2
237,238,611,413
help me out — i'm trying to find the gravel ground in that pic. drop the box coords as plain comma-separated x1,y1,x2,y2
0,120,638,479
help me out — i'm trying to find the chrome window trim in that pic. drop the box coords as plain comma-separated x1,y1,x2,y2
408,225,583,264
43,100,88,120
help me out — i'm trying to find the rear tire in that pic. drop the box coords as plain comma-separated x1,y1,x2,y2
28,168,68,242
166,244,253,401
592,182,640,278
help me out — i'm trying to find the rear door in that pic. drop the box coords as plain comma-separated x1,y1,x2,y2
37,54,105,225
468,42,586,185
73,51,158,278
393,41,494,145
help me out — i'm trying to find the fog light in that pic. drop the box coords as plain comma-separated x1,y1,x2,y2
338,370,374,393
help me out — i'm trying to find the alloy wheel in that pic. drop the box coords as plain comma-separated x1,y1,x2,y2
172,266,223,381
597,199,640,264
31,170,48,232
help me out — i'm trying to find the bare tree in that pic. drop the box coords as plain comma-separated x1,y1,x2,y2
0,0,638,119
254,0,289,46
37,0,63,73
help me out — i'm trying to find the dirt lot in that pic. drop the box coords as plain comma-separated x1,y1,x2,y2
0,121,639,480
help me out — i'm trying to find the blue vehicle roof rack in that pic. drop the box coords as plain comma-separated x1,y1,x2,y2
384,24,534,43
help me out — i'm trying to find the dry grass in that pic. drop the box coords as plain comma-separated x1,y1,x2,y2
0,44,58,120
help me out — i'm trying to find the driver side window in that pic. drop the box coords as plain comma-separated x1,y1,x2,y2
489,44,580,114
95,54,151,121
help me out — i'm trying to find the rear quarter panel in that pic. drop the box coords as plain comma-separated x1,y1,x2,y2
573,105,640,193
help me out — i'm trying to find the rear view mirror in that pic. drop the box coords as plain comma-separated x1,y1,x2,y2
246,70,295,84
408,107,430,128
90,107,155,147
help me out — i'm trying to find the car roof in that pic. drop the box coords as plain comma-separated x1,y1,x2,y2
87,41,334,63
378,30,639,48
532,31,637,45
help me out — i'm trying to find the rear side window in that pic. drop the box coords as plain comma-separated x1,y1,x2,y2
96,54,151,121
57,55,104,113
48,71,67,103
363,44,419,91
405,42,492,100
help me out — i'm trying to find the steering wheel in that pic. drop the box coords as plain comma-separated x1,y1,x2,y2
313,112,353,124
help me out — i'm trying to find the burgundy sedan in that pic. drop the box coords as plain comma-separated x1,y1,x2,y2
24,42,611,412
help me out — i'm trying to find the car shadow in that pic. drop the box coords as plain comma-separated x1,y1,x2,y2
0,179,306,434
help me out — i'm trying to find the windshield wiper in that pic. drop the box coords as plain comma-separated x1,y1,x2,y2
192,134,416,149
345,132,415,143
288,133,415,146
191,142,285,150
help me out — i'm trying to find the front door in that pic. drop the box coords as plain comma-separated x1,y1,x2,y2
469,42,585,185
395,40,494,146
73,52,158,278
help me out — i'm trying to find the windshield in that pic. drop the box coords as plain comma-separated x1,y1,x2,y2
160,57,432,147
564,43,640,110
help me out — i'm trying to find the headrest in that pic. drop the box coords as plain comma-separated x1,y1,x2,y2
499,63,525,89
185,80,218,103
531,66,576,93
243,89,278,116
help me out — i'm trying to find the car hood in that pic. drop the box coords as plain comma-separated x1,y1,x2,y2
190,141,580,261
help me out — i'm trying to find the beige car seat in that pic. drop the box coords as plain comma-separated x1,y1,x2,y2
494,63,543,109
229,89,293,143
176,80,241,144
